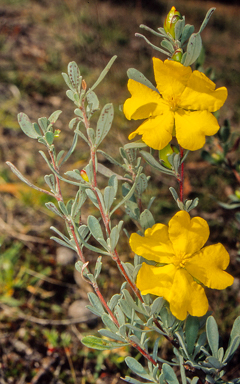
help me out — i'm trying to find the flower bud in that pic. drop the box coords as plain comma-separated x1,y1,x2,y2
235,190,240,200
159,143,179,169
80,169,89,182
171,48,183,63
164,6,182,39
54,129,61,138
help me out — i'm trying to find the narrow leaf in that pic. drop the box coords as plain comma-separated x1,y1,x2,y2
87,55,117,93
206,316,219,358
96,103,114,146
81,335,128,350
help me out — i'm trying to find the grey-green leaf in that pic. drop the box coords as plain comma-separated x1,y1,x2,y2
87,55,117,93
180,24,195,45
162,363,180,384
96,103,114,146
68,61,81,91
127,68,158,93
48,110,62,124
81,335,128,351
140,209,155,231
182,33,202,66
206,316,219,358
185,316,200,355
88,292,105,316
87,215,105,241
125,357,153,380
18,113,41,139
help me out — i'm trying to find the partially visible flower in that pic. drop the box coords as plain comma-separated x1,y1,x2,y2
164,6,182,39
123,58,228,151
129,211,233,320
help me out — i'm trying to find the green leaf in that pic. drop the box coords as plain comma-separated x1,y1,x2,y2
150,297,165,316
86,91,99,113
162,363,180,384
62,72,75,92
109,221,123,251
102,313,119,333
66,89,75,102
104,186,115,212
174,17,185,40
127,68,158,93
110,167,143,216
50,236,75,251
136,173,148,196
125,357,153,381
58,201,69,216
135,33,171,56
98,329,124,342
82,335,128,351
87,55,117,93
109,175,118,195
122,289,147,316
230,316,240,342
45,131,54,145
48,110,62,124
180,24,194,45
199,8,215,34
182,33,202,66
97,149,126,169
68,61,81,91
223,316,240,363
45,202,63,218
87,215,105,242
38,117,48,133
95,103,114,147
185,316,200,355
108,294,121,311
140,209,155,231
140,151,174,175
161,39,174,54
18,113,41,139
206,316,219,358
60,132,79,166
88,292,105,316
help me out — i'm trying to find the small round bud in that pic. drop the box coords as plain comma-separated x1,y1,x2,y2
164,6,182,39
80,169,89,182
171,48,183,62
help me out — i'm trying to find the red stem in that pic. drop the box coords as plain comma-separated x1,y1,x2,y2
179,146,184,203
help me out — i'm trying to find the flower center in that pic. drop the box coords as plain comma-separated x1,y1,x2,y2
167,95,180,112
171,252,188,269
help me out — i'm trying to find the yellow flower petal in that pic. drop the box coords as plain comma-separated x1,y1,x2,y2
169,269,209,320
180,70,228,112
136,263,176,300
128,114,174,150
168,211,209,256
123,79,166,120
175,109,220,151
153,58,192,99
129,223,174,263
185,243,234,289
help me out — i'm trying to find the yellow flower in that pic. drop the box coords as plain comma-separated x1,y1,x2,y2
124,58,228,151
130,211,233,320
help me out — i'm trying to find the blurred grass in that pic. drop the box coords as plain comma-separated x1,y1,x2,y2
0,0,240,382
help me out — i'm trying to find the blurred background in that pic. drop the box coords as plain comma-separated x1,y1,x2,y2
0,0,240,383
